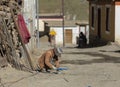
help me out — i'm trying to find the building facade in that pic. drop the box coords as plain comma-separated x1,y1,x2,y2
41,20,89,46
48,21,89,45
88,0,120,44
39,14,89,46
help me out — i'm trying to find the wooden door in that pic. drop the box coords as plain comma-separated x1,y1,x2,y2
65,29,72,43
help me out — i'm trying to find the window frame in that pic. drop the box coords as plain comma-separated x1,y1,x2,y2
105,5,111,33
91,5,95,30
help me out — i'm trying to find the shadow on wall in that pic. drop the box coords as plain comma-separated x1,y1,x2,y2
39,23,50,38
88,36,109,47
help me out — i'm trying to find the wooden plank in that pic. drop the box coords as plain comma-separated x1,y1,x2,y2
10,8,34,70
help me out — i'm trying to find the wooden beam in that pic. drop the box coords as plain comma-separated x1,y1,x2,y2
10,8,34,70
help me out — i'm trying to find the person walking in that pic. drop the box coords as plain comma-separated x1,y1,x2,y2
49,29,56,46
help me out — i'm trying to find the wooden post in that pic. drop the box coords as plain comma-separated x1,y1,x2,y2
10,8,34,70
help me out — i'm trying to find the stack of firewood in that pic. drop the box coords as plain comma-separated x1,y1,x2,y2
0,0,30,70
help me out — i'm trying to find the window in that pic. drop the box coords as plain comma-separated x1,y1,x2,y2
91,6,95,28
106,7,110,31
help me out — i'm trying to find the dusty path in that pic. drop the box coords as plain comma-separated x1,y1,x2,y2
1,43,120,87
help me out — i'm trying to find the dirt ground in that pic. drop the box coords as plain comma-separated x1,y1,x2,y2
1,43,120,87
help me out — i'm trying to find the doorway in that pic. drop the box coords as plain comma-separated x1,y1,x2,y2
65,29,72,43
97,8,101,38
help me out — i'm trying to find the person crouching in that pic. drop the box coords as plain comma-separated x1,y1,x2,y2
37,47,63,72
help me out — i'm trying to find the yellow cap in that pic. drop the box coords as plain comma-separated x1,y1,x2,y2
49,29,56,35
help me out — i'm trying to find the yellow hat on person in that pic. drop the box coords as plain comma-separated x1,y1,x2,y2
49,29,56,35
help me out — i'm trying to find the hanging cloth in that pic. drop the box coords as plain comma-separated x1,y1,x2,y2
17,14,31,44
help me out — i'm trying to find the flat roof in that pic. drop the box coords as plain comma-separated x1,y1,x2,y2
44,20,89,27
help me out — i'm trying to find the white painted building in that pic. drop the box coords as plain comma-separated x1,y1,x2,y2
88,0,120,44
47,21,89,46
51,26,79,45
115,2,120,43
38,14,89,46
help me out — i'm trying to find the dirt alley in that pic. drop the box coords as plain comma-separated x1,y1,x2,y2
1,43,120,87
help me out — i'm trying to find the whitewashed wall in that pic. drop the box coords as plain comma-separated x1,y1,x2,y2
115,5,120,43
23,0,36,27
23,0,36,50
35,20,45,31
51,25,89,45
52,27,63,45
71,26,79,44
86,25,89,44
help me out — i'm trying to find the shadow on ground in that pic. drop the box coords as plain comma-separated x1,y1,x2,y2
65,43,109,49
61,51,120,65
99,50,120,53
